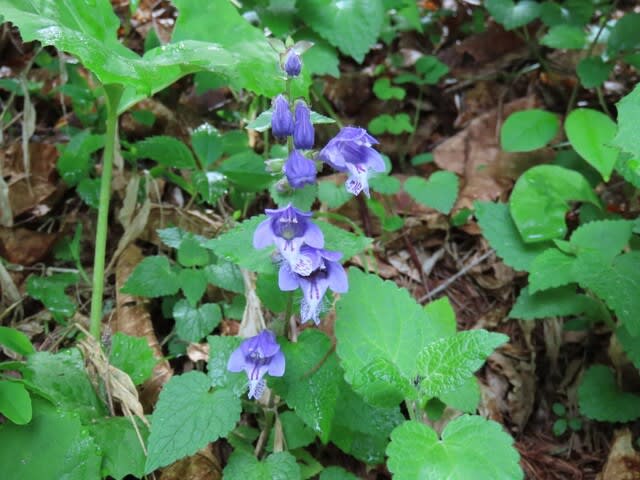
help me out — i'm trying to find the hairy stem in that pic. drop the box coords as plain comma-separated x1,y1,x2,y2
89,84,123,339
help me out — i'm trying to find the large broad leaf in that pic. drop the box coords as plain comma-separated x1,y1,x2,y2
0,326,34,356
528,249,577,293
403,172,459,214
569,219,633,261
509,286,598,320
172,0,308,98
387,416,523,480
0,399,102,480
270,330,342,443
109,332,157,385
0,0,238,109
0,381,32,425
120,256,181,298
145,372,241,472
207,335,246,396
613,84,640,159
565,108,618,181
298,0,385,63
579,365,640,422
335,269,453,398
509,165,600,243
475,201,553,271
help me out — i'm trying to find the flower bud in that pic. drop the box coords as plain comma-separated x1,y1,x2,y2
271,94,294,139
284,150,317,189
293,100,314,150
283,50,302,77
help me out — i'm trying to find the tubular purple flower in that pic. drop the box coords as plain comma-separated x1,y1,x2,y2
271,94,294,139
278,246,348,325
293,101,314,150
253,204,324,267
227,330,285,399
318,127,386,197
283,50,302,77
284,150,316,189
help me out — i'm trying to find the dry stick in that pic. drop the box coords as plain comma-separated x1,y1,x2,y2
418,249,494,304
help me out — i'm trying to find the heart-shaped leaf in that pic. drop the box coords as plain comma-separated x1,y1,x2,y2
403,172,459,214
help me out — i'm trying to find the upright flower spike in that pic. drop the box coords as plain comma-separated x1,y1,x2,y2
279,246,348,325
283,50,302,77
284,150,316,189
253,204,324,267
227,330,285,399
271,94,294,139
319,127,386,197
293,100,314,150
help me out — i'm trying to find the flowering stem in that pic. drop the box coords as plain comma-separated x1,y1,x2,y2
89,84,123,339
254,390,276,458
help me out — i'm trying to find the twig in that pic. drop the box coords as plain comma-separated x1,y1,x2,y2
418,249,494,303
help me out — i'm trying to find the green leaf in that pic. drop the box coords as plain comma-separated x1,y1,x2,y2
336,268,451,398
270,330,341,442
295,28,341,78
56,130,103,186
569,219,633,261
552,418,567,436
157,227,207,249
177,236,210,267
223,450,301,479
330,382,404,464
540,25,586,49
578,365,640,422
133,136,196,169
613,84,640,159
109,333,157,385
299,0,385,63
24,349,106,422
387,416,523,480
509,165,600,242
509,286,597,320
88,417,148,480
403,172,459,214
26,273,77,322
191,124,223,167
173,300,221,342
0,399,101,480
417,330,507,398
485,0,541,30
615,153,640,189
369,174,402,195
573,251,640,334
256,269,292,313
0,326,34,356
77,177,101,209
348,357,415,407
528,248,577,293
607,13,640,55
205,260,245,294
318,180,352,209
565,108,618,181
415,55,449,84
373,78,405,100
474,201,552,271
0,381,32,425
145,372,241,472
368,113,414,135
172,0,309,98
577,57,613,88
178,268,208,307
207,335,246,396
219,151,274,192
500,109,559,152
120,256,181,297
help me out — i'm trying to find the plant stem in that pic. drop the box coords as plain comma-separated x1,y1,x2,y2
89,84,123,339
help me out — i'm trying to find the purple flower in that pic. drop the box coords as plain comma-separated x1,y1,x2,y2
284,150,316,189
283,50,302,77
278,246,348,325
318,127,386,197
253,204,324,267
227,330,285,399
271,94,294,139
293,101,314,150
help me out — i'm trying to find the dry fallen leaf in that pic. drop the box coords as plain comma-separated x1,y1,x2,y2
598,429,640,480
0,226,58,265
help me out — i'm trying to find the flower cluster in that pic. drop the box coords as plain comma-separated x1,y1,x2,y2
229,44,384,400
